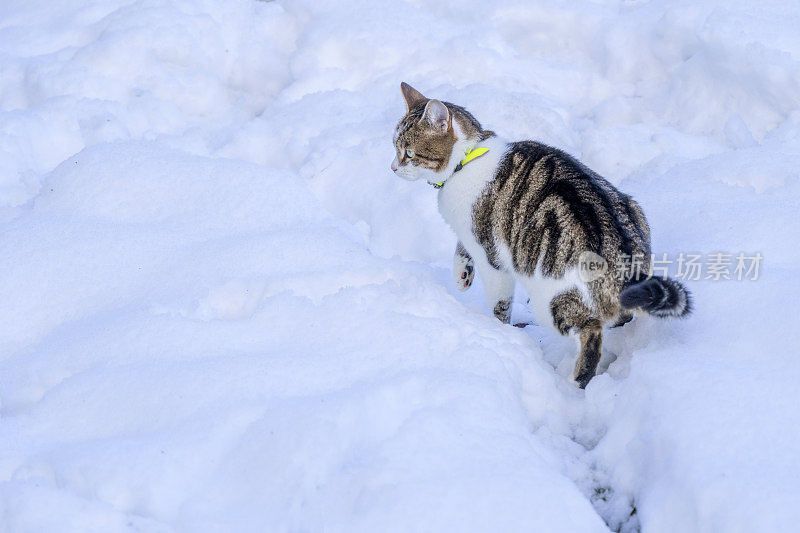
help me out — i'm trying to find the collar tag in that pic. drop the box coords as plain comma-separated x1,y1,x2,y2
432,146,490,188
460,146,489,167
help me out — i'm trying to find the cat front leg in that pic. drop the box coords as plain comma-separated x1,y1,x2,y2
453,241,475,291
479,266,515,324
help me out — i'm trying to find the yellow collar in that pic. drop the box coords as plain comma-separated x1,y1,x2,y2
432,146,490,189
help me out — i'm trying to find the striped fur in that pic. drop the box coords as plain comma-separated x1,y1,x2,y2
620,276,692,317
473,141,653,318
393,83,691,388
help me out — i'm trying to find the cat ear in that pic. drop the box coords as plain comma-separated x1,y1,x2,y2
401,82,427,111
421,99,450,132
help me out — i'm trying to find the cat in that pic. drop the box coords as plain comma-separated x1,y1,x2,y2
391,82,691,388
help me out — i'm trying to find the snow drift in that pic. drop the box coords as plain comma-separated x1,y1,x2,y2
1,0,799,531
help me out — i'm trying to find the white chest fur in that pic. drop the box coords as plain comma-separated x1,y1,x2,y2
437,136,509,267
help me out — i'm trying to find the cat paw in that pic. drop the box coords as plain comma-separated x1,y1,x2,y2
454,262,474,291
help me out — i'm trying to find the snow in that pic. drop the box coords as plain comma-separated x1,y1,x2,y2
1,0,799,531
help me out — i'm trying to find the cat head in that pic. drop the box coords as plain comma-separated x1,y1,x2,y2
391,83,488,185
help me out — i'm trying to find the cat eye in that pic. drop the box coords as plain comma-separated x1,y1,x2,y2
405,149,415,158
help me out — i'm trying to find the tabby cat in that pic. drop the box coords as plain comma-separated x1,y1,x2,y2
391,82,691,388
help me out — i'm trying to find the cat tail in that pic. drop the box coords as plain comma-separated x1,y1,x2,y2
619,277,692,318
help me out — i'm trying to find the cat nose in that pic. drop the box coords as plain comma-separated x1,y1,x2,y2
391,160,398,172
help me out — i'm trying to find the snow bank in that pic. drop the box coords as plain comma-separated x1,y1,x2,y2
0,141,607,531
1,0,799,531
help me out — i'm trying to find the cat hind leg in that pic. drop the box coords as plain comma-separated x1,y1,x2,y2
550,289,603,389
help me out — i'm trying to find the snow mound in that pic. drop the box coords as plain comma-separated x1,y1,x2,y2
1,0,799,531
